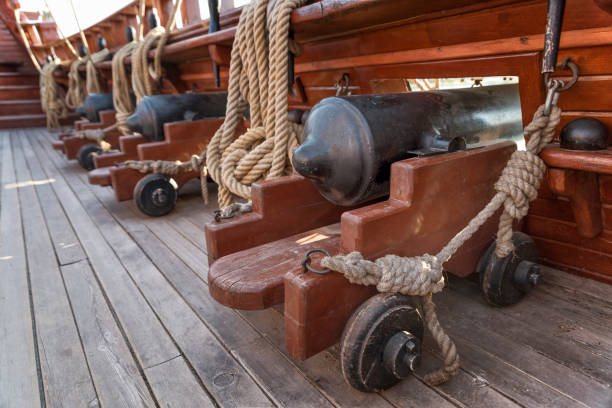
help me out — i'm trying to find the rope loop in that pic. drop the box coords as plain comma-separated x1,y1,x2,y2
494,150,546,219
322,252,444,296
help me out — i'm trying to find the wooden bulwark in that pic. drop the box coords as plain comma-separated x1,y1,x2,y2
1,128,611,407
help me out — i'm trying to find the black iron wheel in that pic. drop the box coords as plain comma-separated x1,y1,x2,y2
77,144,102,170
478,232,540,306
340,293,424,393
133,174,177,217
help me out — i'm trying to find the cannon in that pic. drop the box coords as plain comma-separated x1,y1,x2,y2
125,93,228,141
293,85,522,206
75,93,114,122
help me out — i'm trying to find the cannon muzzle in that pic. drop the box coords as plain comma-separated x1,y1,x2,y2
76,93,114,122
125,113,142,134
293,85,523,206
127,93,228,141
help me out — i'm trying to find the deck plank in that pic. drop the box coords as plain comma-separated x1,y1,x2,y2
61,175,271,408
438,280,612,408
13,132,98,407
61,260,156,408
29,130,181,369
145,356,216,408
446,276,612,386
20,133,86,265
36,130,273,408
87,186,339,408
0,131,41,408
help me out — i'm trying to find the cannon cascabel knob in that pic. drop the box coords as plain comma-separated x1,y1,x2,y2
560,117,609,150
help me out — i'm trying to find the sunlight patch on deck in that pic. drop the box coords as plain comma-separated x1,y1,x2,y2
4,178,55,189
296,233,329,245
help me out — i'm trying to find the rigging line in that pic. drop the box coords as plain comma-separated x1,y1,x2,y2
12,6,42,72
137,0,147,41
42,0,80,59
67,0,90,55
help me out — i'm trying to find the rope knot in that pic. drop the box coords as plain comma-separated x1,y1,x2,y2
375,253,444,295
321,252,444,296
494,149,546,220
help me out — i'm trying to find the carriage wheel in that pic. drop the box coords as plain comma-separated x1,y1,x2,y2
478,232,540,306
77,144,102,170
133,174,177,217
340,293,424,392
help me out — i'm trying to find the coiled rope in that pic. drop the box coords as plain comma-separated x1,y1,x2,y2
40,61,69,129
112,41,139,134
65,58,87,109
85,48,112,94
206,0,306,213
322,101,562,385
131,0,184,104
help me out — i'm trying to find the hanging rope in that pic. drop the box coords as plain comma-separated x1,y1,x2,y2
206,0,306,213
67,0,90,55
112,41,138,134
65,58,87,109
40,60,69,129
322,88,564,385
121,152,210,204
42,0,80,59
131,0,184,104
85,47,111,94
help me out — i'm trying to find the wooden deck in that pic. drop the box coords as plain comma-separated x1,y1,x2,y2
0,128,610,408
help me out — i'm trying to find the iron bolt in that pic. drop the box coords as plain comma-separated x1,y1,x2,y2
529,266,541,286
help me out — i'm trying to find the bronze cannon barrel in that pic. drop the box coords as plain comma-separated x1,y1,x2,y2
75,93,114,122
125,92,228,141
292,84,522,206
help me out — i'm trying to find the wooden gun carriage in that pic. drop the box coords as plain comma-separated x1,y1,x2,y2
88,92,229,216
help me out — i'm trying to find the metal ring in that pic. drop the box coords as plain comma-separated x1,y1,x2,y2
557,57,579,92
543,79,562,116
335,73,351,96
302,248,332,274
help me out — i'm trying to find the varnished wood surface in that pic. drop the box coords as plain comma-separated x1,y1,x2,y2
1,128,610,407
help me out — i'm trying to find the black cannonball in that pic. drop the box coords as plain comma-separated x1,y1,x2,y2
560,117,609,150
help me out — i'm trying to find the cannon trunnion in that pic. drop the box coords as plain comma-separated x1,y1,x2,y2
125,93,228,142
293,85,523,206
75,93,114,122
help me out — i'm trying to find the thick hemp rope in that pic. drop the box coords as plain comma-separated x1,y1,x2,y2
322,101,562,386
73,123,118,144
122,152,210,204
65,58,87,109
85,48,112,95
131,0,184,104
206,0,306,213
12,6,67,130
112,41,139,134
40,61,69,129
